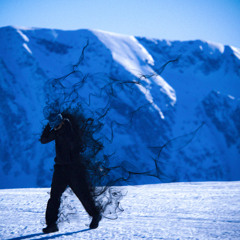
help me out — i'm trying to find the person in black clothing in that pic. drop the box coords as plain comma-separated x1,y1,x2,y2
40,113,102,234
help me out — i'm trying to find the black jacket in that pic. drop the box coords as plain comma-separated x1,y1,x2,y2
40,118,80,164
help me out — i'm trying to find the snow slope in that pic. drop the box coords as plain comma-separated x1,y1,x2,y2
0,26,239,188
0,182,240,239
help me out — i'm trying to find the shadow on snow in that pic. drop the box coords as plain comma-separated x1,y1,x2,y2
6,228,90,240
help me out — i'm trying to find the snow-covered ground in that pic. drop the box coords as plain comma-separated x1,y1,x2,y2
0,181,240,240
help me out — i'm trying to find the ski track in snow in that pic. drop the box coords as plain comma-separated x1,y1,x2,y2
0,182,240,240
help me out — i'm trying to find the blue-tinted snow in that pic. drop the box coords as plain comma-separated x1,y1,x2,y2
0,182,239,239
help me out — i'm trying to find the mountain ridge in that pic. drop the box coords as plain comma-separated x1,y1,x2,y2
0,26,239,188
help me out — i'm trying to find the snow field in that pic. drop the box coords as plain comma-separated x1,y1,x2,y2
0,181,240,239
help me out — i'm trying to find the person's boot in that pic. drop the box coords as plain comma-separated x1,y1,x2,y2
90,214,102,229
42,223,59,234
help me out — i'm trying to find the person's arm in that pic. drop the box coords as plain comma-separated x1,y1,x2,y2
40,123,55,144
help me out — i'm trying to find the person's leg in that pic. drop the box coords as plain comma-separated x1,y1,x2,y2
69,165,99,218
45,165,68,227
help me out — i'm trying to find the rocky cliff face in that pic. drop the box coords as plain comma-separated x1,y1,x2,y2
0,26,239,188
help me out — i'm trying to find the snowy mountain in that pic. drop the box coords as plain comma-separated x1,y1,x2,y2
0,26,239,188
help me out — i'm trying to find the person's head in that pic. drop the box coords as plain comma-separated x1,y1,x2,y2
48,113,63,129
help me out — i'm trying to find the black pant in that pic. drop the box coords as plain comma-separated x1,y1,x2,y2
45,163,99,226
